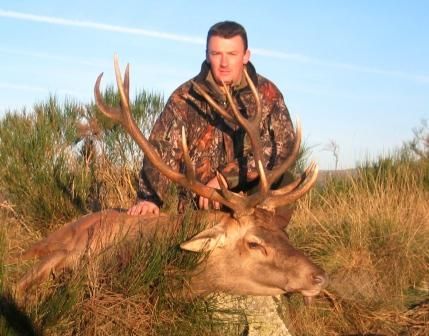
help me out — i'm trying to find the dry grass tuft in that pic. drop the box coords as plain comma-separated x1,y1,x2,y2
286,158,429,335
80,289,155,335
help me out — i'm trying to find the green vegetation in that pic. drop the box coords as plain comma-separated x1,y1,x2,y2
0,90,427,335
0,89,163,230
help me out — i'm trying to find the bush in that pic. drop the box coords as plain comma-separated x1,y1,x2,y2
0,90,163,230
0,97,86,228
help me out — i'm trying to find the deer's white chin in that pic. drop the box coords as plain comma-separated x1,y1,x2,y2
301,288,321,297
301,289,322,305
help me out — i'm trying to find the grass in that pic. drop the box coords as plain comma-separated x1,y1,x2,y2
0,93,428,334
1,187,244,335
285,154,429,335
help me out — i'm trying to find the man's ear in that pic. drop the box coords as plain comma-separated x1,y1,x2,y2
243,49,251,64
205,49,210,64
180,223,226,252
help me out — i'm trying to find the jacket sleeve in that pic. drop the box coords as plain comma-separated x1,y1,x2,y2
137,92,186,205
219,84,296,189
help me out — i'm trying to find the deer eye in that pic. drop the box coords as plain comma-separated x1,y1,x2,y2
248,240,266,249
247,241,260,249
246,240,268,256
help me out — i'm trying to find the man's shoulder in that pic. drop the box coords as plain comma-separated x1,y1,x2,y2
163,78,196,110
255,74,284,101
170,78,194,97
256,73,281,90
162,75,206,120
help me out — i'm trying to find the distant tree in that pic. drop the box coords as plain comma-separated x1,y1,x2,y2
324,139,340,170
407,119,428,160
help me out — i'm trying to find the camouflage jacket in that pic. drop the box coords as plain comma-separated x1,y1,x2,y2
137,61,295,206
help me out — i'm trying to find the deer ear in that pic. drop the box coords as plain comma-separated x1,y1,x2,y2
180,224,226,252
273,206,295,229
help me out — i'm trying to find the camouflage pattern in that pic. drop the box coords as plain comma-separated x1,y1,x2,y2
137,61,295,207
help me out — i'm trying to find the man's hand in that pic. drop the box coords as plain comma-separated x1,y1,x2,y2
127,200,160,216
198,176,221,210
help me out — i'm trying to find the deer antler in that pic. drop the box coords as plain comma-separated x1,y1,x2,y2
191,67,319,212
95,55,243,212
191,69,270,194
95,56,318,216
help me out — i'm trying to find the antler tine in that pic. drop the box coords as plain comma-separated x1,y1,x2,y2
190,80,235,124
181,124,246,207
261,162,319,210
271,161,316,196
123,61,130,99
270,173,303,196
243,68,262,125
266,119,302,187
94,73,123,123
216,171,230,196
222,80,269,195
215,171,248,205
181,126,196,182
94,55,132,126
95,56,244,212
221,68,261,129
114,55,132,124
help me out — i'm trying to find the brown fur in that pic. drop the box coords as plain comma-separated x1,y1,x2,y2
15,208,326,300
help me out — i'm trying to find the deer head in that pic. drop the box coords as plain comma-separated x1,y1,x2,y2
94,56,326,302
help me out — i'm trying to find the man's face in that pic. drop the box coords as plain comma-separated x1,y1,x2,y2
206,35,250,86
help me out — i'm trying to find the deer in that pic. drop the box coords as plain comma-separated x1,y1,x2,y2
14,56,327,304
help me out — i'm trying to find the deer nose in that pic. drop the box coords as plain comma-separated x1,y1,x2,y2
311,272,328,287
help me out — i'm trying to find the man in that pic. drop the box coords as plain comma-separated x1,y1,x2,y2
128,21,295,216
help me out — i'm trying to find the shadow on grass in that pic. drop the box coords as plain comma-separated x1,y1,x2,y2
0,293,41,336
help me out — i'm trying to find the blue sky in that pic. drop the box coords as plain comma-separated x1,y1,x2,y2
0,1,428,169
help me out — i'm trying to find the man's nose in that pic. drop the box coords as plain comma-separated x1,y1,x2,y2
220,55,228,67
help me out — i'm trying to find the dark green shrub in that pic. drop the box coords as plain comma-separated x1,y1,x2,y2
0,90,164,230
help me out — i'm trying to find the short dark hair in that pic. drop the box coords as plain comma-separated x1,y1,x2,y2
206,21,248,51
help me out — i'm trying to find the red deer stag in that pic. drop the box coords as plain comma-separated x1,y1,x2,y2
16,56,326,303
